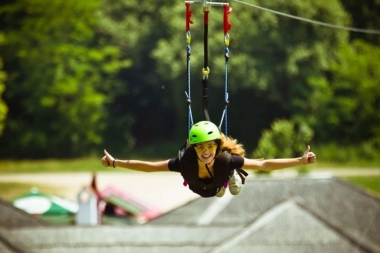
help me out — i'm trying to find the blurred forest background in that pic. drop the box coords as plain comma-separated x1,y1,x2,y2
0,0,379,163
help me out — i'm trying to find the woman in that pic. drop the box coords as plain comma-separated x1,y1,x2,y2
102,121,317,198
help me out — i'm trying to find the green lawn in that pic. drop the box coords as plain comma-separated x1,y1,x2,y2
342,176,380,197
0,157,123,173
0,182,66,201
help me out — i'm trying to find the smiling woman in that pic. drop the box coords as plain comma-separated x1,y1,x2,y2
102,121,317,198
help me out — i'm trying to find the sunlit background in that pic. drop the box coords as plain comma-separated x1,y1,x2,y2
0,0,379,252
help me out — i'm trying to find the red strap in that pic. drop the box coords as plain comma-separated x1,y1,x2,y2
186,3,193,32
204,9,209,25
223,4,232,34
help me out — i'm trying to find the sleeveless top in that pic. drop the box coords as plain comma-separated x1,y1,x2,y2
168,147,246,197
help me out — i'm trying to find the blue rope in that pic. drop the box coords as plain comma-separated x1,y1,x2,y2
186,43,193,133
219,46,230,135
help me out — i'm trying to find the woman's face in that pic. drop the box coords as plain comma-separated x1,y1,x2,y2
194,140,218,164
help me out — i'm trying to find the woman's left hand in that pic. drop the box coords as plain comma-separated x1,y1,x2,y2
303,145,316,164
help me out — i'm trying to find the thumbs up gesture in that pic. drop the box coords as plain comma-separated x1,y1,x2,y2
101,149,115,167
303,145,316,164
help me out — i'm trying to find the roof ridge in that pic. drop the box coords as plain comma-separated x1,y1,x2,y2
196,193,234,225
295,200,380,253
209,196,380,253
208,198,299,253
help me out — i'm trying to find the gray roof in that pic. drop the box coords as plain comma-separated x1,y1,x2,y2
1,177,379,253
0,198,48,228
0,198,48,253
149,176,380,253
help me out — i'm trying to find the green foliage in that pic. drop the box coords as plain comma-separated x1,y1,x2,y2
0,32,7,136
308,40,380,145
95,0,181,151
228,0,349,96
252,119,314,159
343,176,380,196
0,59,7,136
252,119,314,175
148,0,351,152
0,0,132,158
0,0,378,160
314,141,380,165
340,0,380,45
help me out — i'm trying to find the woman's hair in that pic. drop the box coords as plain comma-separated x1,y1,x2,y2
219,133,246,157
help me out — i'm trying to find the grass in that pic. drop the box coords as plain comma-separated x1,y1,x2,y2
342,176,380,197
0,157,122,173
313,161,380,169
0,182,66,201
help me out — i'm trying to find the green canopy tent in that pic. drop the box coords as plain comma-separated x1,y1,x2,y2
12,188,78,216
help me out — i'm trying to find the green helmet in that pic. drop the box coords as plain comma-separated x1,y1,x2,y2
189,121,221,144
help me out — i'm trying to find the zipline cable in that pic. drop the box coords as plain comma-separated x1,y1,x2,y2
234,0,380,35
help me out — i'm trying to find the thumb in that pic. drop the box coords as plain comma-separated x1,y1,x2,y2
304,145,310,155
103,149,114,161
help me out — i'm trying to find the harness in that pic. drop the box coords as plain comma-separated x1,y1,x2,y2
180,148,232,197
179,147,248,198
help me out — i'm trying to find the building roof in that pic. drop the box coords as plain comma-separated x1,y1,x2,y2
0,198,48,253
150,177,380,252
1,177,379,253
0,198,48,228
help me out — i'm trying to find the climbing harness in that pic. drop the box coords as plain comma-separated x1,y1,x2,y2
184,0,232,135
180,148,242,198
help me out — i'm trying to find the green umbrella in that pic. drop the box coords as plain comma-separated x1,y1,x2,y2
12,188,78,215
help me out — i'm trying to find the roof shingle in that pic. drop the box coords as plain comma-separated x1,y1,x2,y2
1,177,379,253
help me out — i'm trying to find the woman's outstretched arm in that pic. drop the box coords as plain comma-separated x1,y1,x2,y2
102,149,171,172
242,145,316,171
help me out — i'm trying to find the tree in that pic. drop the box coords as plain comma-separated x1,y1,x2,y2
0,0,132,158
1,0,375,159
308,40,380,147
253,119,314,159
95,0,184,154
340,0,380,45
0,51,7,136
